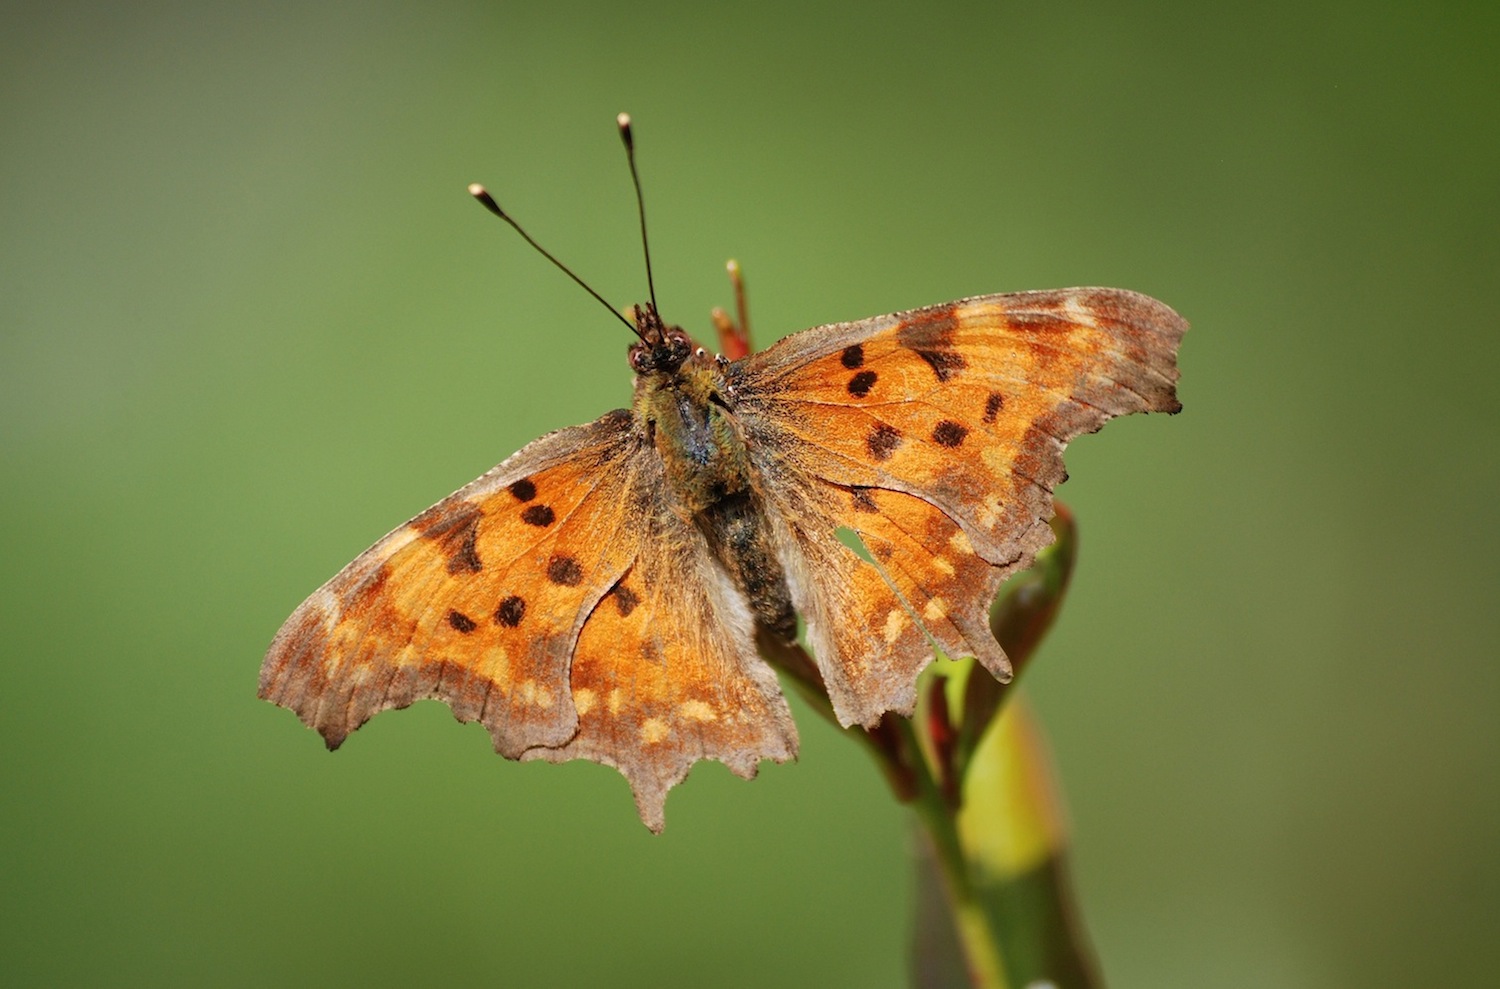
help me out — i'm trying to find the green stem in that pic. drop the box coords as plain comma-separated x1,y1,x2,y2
896,717,1012,989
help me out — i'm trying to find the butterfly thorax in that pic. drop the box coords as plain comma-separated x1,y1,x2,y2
627,304,746,514
628,304,797,642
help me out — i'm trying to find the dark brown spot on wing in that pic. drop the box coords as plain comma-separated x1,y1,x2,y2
849,487,879,513
932,420,969,448
547,555,583,586
867,423,902,461
914,349,966,382
847,370,877,397
983,392,1004,423
509,479,536,502
895,306,959,349
415,501,481,540
520,504,555,527
611,584,640,618
495,596,526,627
841,344,865,368
445,516,482,574
448,610,477,633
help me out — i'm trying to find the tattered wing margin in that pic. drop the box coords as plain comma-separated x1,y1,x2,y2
258,412,634,757
741,287,1186,729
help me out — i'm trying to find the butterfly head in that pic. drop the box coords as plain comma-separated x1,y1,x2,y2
626,302,698,375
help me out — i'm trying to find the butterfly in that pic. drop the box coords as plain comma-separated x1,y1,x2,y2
260,116,1186,831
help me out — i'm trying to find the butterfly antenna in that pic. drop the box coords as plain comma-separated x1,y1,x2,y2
616,113,659,314
467,183,643,339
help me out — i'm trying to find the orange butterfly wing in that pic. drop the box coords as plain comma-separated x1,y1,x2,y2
260,409,795,829
733,287,1186,727
260,412,642,756
525,497,795,832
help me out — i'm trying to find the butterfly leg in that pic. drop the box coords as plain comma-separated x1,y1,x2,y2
711,259,753,360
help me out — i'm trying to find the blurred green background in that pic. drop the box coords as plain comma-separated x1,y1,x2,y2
4,2,1496,986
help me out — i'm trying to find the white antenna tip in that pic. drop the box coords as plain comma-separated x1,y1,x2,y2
466,182,486,197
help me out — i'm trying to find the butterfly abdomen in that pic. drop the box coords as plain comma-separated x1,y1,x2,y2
699,490,798,643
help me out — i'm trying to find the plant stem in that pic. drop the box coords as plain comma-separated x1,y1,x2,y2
897,717,1012,989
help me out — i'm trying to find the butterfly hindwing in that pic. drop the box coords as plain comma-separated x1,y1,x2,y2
524,473,796,832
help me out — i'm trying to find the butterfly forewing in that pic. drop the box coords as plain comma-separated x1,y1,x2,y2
260,411,644,757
